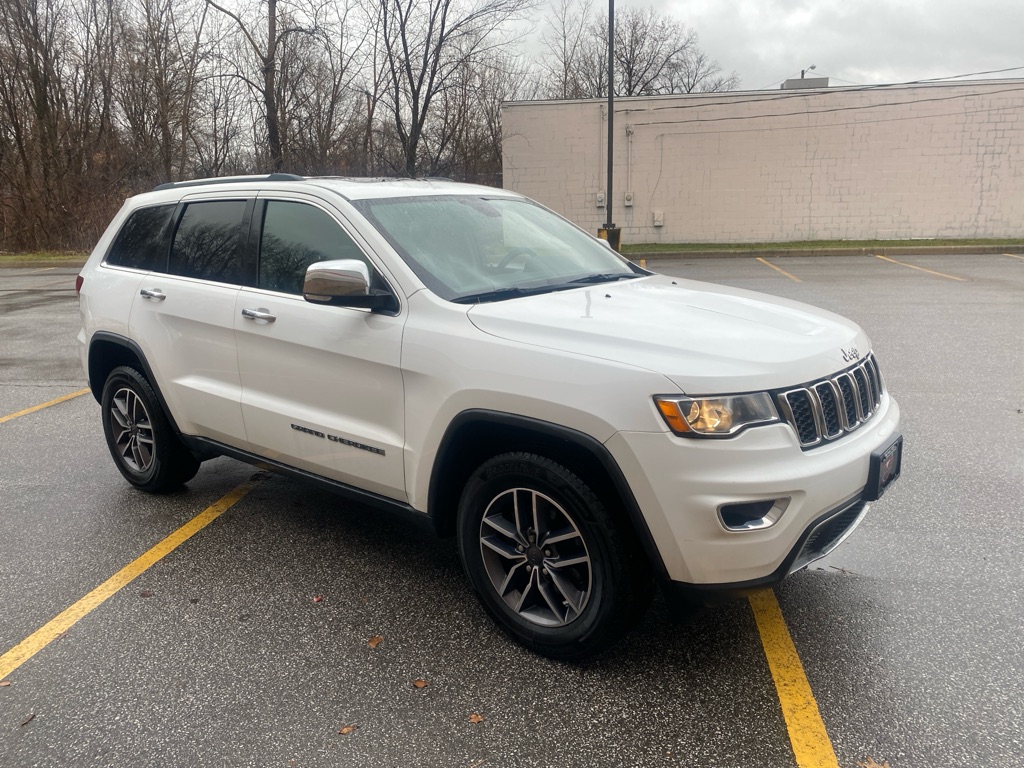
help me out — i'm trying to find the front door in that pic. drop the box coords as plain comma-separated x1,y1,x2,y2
233,198,407,501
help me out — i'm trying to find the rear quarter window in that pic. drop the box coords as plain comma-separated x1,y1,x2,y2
105,204,176,270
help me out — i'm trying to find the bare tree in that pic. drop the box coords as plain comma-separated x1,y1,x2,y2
666,47,741,94
538,0,594,99
0,0,568,251
116,0,209,183
0,0,123,248
608,5,694,96
203,0,328,170
444,50,536,185
278,2,365,173
538,1,739,98
188,52,250,176
372,0,532,178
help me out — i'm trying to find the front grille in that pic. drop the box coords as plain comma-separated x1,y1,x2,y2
777,355,883,449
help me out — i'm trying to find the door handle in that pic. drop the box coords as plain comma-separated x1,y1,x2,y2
241,307,276,322
139,288,166,300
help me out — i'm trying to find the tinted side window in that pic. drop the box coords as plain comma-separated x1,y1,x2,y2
259,201,368,294
169,200,247,284
106,204,175,270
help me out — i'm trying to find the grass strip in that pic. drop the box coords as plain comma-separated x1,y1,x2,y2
622,238,1024,254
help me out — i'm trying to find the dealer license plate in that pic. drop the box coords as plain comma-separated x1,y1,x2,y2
865,435,903,501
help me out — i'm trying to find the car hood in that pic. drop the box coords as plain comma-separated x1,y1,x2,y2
466,275,870,393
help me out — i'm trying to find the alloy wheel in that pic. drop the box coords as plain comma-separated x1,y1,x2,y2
479,487,593,627
109,387,155,473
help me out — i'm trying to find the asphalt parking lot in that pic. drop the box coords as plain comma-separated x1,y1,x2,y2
1,254,1022,767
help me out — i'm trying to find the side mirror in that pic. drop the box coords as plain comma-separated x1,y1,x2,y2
303,259,398,312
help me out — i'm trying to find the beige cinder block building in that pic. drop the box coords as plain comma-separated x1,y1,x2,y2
501,80,1024,244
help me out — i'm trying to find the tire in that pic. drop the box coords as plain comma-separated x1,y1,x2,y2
100,366,200,493
457,452,652,661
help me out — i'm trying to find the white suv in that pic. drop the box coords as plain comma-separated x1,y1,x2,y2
77,175,903,659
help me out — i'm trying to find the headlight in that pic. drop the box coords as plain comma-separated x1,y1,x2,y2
654,393,779,437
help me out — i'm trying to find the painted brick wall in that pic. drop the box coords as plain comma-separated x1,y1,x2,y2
501,80,1024,243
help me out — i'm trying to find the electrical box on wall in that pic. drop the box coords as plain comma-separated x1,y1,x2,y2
624,191,634,207
653,210,664,227
595,192,605,208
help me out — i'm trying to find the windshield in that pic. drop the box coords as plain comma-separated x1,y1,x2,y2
351,195,640,302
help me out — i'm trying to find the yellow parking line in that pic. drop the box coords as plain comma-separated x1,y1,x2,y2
0,389,91,425
756,257,803,282
0,479,260,681
749,589,840,768
1003,253,1024,261
873,254,967,281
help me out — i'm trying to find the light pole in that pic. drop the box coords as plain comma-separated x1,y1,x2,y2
801,64,816,78
600,0,621,251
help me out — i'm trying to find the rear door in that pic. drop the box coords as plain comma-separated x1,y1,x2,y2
233,195,407,501
129,194,253,447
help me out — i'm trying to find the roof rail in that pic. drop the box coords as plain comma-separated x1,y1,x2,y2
153,173,304,191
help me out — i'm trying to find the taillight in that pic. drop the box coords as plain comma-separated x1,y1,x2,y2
75,275,84,294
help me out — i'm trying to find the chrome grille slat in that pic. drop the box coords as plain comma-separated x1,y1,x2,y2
835,373,859,430
812,381,844,438
777,355,884,449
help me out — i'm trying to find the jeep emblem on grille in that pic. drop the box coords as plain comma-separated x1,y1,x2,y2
841,347,860,362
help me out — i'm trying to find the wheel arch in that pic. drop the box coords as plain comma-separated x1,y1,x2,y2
428,409,668,579
87,332,183,435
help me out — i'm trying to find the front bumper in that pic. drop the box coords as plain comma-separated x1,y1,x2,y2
606,393,900,586
662,495,870,608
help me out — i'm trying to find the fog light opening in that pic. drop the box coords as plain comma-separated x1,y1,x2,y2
719,498,790,531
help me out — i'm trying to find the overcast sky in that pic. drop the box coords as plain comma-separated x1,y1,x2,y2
618,0,1024,90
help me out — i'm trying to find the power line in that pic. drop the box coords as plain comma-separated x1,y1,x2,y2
624,66,1024,114
626,84,1024,128
763,65,1024,95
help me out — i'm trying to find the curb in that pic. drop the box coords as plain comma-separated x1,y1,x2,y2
0,260,87,270
623,244,1024,261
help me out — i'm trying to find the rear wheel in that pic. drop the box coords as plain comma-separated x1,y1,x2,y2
100,366,199,492
457,452,651,660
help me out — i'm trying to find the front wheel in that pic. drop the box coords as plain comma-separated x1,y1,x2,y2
457,452,651,660
100,366,200,493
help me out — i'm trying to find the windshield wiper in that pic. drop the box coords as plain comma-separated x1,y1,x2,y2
452,285,569,304
566,272,642,285
453,274,640,304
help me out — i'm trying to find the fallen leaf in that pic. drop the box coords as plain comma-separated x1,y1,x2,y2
312,596,323,604
367,635,383,649
468,713,485,724
139,590,154,598
20,713,35,727
412,679,429,689
857,760,892,768
0,681,11,687
337,724,359,735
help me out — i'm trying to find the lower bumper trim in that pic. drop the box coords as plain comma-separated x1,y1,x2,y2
661,495,870,610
